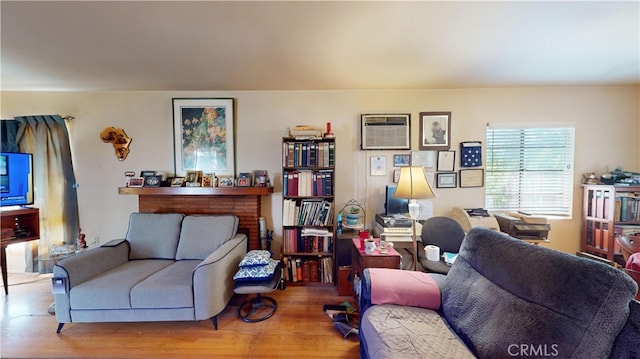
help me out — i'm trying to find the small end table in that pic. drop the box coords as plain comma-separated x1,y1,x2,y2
351,238,401,282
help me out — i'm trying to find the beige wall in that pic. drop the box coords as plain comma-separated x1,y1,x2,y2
2,86,638,258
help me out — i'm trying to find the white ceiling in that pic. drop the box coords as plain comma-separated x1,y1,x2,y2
1,1,639,91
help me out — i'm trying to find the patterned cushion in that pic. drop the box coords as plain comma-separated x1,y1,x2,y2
239,250,271,267
234,259,279,282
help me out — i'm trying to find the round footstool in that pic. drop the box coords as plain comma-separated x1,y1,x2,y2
233,266,281,322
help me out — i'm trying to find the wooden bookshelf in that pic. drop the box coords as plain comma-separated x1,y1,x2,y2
581,184,640,262
281,137,336,286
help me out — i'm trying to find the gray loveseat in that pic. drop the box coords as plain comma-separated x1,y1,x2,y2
53,213,247,332
359,227,640,359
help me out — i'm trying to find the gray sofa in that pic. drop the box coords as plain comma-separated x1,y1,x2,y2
359,227,640,359
53,213,247,332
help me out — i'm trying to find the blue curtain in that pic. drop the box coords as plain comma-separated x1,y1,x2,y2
0,120,20,152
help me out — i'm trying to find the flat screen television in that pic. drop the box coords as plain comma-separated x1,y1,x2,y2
385,185,409,216
0,152,34,207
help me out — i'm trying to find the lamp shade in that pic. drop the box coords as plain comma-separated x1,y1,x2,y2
394,166,436,200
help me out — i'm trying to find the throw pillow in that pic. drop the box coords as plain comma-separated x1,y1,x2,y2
233,259,279,282
239,250,271,267
368,267,441,310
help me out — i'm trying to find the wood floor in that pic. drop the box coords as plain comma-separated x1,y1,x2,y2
1,273,360,358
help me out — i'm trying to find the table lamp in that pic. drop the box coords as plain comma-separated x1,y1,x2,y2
394,166,436,270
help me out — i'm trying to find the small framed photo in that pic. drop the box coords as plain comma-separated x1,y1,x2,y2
393,169,401,183
237,177,251,187
370,156,386,176
218,176,234,187
437,150,456,172
170,177,185,187
253,170,269,187
419,112,451,151
143,175,162,187
459,169,485,188
129,177,144,187
202,173,215,187
393,154,410,167
185,170,203,185
436,173,457,188
140,170,156,178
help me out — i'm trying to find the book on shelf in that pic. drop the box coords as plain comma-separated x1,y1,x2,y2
283,170,334,197
615,224,640,236
615,193,640,222
282,141,334,168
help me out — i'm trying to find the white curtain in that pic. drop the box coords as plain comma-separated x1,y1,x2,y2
15,115,79,271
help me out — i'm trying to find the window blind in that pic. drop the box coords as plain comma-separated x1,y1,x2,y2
485,124,575,217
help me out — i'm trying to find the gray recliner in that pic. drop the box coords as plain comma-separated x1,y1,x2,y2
418,216,465,274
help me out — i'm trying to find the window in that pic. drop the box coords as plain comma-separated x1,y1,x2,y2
485,123,575,217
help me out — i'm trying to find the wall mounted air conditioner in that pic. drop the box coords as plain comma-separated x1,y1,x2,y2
361,114,411,150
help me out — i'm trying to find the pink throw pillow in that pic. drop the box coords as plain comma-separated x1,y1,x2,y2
369,268,441,310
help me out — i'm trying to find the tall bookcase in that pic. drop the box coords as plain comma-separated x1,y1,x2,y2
281,137,335,286
581,184,640,262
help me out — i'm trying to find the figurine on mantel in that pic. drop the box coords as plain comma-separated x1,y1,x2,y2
77,228,87,251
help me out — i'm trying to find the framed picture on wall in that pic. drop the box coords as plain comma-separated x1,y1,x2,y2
419,112,451,151
393,154,410,167
436,172,457,188
172,98,235,176
459,169,485,188
437,150,456,172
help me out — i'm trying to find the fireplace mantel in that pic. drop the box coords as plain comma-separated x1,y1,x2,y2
118,186,273,196
119,186,273,251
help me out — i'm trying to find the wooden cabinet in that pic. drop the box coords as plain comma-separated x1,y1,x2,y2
350,238,401,281
281,137,335,286
1,207,40,241
1,207,40,294
581,185,640,262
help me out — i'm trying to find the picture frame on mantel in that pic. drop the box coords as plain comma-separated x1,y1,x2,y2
172,98,235,177
419,112,451,151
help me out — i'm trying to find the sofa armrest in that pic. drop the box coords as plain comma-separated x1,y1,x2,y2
359,268,446,315
192,233,247,320
52,239,130,323
609,299,640,359
53,239,130,288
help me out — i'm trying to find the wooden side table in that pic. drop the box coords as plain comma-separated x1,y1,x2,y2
351,238,401,281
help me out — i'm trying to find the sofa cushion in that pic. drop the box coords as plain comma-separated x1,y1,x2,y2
442,227,638,359
360,304,475,359
126,213,184,259
70,259,174,309
130,260,199,309
175,215,239,260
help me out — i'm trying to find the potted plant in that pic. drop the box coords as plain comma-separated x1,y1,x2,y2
345,207,360,226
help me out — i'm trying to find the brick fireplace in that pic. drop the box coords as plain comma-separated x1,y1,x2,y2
119,187,273,251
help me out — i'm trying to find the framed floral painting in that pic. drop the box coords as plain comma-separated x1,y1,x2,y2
172,98,235,176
